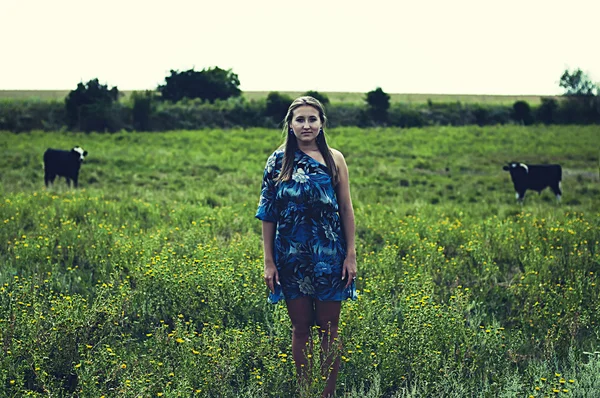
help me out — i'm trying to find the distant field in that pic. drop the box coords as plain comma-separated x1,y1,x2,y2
0,90,553,105
0,90,73,101
243,91,552,105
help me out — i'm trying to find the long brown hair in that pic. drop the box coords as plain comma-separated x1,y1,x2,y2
276,96,339,186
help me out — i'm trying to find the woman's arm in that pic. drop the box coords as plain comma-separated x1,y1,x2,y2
332,149,357,288
256,151,281,293
262,220,279,293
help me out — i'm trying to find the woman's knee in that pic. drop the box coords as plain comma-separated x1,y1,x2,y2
292,323,312,339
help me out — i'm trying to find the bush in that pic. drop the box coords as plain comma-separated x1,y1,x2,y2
303,90,330,106
0,100,66,132
388,104,428,127
326,104,364,127
512,101,534,125
216,97,267,128
131,91,156,131
148,98,271,130
559,96,600,124
157,67,241,103
4,91,600,133
466,104,512,126
537,98,558,124
470,104,490,126
418,102,472,126
365,87,390,124
65,79,120,132
265,92,293,126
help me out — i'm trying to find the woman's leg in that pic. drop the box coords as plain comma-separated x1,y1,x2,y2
286,296,315,388
314,300,342,398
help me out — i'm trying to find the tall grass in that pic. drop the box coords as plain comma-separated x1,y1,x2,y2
0,126,598,397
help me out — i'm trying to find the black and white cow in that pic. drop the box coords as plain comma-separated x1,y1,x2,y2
43,146,88,188
502,162,562,203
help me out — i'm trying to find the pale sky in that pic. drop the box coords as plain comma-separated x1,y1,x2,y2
1,0,598,95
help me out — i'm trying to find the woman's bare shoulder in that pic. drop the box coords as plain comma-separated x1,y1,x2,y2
329,148,348,173
329,147,345,160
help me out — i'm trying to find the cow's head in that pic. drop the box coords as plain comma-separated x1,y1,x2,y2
503,162,528,174
72,146,88,163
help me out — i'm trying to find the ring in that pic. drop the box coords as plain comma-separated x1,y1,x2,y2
352,276,357,280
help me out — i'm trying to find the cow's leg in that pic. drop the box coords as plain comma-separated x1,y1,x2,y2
45,172,56,187
551,181,562,202
516,190,526,204
65,177,71,188
73,175,79,188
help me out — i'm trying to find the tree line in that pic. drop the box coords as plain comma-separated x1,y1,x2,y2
0,67,598,133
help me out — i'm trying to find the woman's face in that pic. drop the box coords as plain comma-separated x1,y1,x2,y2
289,105,322,145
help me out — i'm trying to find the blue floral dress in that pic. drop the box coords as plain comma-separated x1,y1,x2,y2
256,149,357,304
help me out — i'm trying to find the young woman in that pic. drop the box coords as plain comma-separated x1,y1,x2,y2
256,96,357,397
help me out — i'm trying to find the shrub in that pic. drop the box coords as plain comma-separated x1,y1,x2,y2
365,87,390,124
559,96,600,124
467,104,512,126
131,91,156,131
157,67,241,103
388,104,427,127
303,90,330,106
537,98,559,124
65,79,120,132
0,100,66,132
215,97,267,128
513,101,534,125
265,92,293,126
414,102,472,126
326,104,364,127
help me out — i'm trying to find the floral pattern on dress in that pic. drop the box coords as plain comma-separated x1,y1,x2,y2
256,149,357,304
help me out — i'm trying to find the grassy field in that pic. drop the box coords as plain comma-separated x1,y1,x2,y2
0,90,554,105
0,126,599,397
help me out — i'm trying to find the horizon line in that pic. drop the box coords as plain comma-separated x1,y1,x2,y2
0,89,560,97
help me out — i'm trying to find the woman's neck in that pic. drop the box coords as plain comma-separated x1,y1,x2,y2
296,140,319,152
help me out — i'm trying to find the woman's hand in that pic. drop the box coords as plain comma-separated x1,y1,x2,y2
264,260,279,294
341,254,357,289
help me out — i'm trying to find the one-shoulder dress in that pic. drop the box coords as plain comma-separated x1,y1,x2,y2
256,149,357,304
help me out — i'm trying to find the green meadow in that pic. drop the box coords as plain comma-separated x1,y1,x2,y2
0,126,599,397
